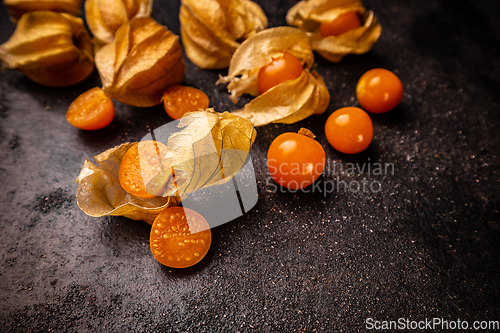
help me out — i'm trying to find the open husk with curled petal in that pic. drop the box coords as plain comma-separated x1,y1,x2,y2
3,0,81,22
286,0,382,62
85,0,153,45
76,109,256,223
95,17,184,107
0,11,94,87
76,143,178,224
217,26,330,127
179,0,267,69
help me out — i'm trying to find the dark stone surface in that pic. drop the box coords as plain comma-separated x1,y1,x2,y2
1,0,499,332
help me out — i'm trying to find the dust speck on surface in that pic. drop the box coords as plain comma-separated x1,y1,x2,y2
39,98,52,111
0,85,9,119
34,188,72,213
9,136,19,149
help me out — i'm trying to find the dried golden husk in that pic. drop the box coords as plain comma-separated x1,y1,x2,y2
3,0,81,22
179,0,267,69
0,11,94,87
286,0,382,62
85,0,153,45
76,109,256,223
161,109,257,197
94,17,185,107
217,26,330,127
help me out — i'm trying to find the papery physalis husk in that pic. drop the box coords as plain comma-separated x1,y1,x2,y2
160,109,257,197
3,0,81,22
217,26,330,127
85,0,153,45
94,17,184,107
0,11,94,87
76,143,179,224
286,0,381,62
179,0,267,69
75,109,256,223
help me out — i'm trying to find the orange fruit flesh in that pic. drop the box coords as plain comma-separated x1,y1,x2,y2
150,207,211,268
66,87,114,130
163,85,209,120
119,141,168,199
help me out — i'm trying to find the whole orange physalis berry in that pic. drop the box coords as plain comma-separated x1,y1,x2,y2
319,11,362,38
325,107,373,154
257,51,303,94
267,128,325,190
356,68,404,113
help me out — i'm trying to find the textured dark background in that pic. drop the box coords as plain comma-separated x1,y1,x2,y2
1,0,499,332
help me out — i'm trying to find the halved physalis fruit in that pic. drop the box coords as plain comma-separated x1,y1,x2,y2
162,85,210,120
150,207,211,268
66,87,115,131
257,51,303,94
119,140,169,199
